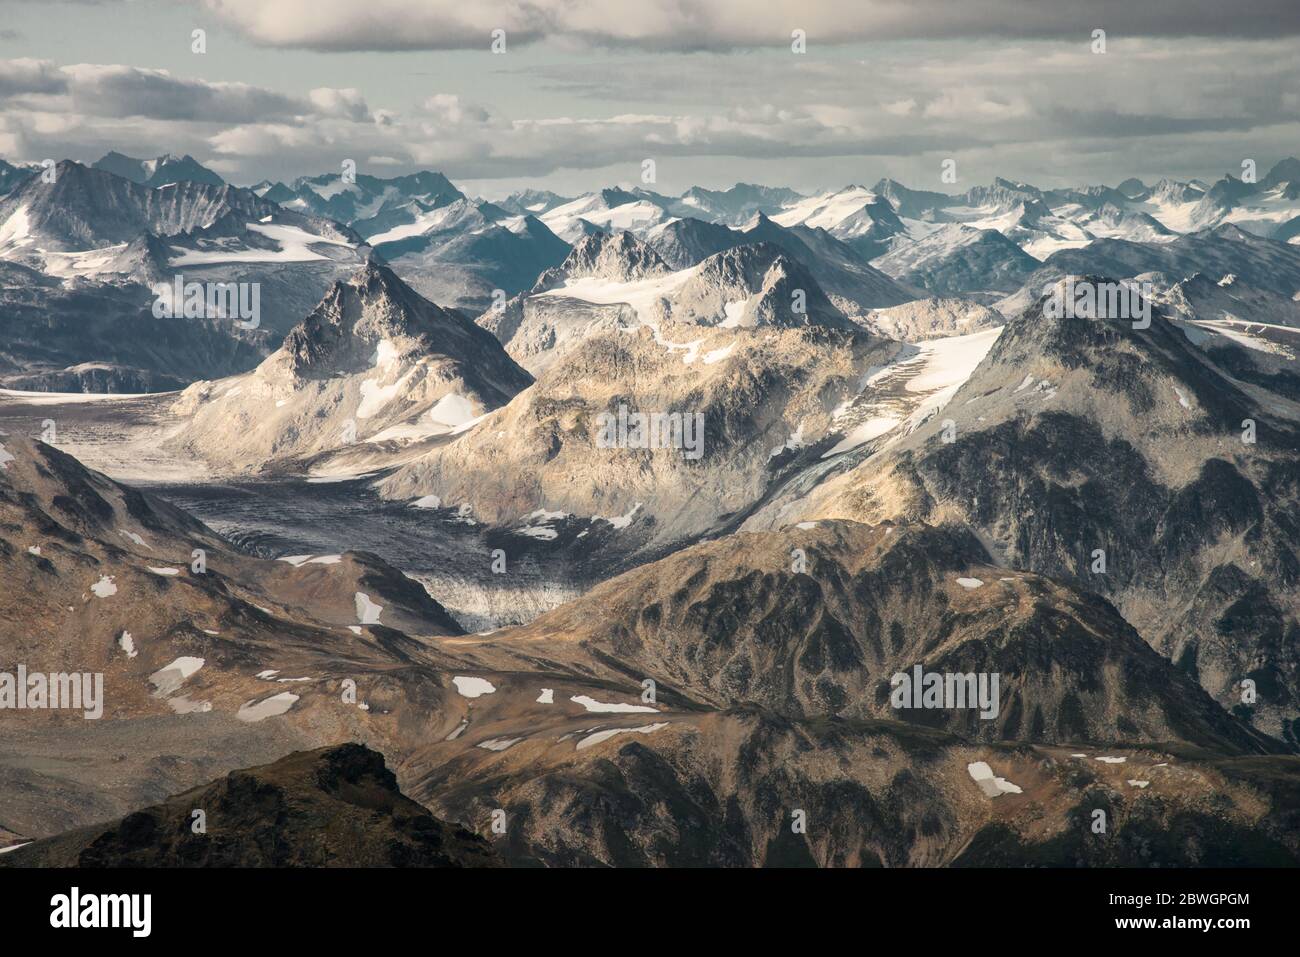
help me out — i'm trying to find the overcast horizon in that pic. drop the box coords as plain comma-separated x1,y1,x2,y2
1,0,1298,198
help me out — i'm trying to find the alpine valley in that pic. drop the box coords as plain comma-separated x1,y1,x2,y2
3,152,1300,868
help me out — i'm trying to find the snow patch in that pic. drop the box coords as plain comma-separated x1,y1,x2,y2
149,656,204,696
278,554,342,567
597,502,642,530
237,691,300,722
119,529,151,549
822,416,901,458
453,676,496,698
576,722,669,750
90,576,117,598
355,592,383,624
967,761,1023,797
570,694,658,714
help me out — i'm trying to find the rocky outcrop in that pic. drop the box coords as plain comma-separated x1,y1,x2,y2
1,745,500,867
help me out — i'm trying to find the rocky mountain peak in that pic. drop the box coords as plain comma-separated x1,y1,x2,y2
277,258,480,375
1262,156,1300,188
536,228,669,288
663,242,853,330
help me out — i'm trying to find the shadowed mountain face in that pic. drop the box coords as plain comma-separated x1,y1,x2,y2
92,152,225,189
280,170,464,226
999,226,1300,321
741,213,918,314
792,284,1300,742
0,259,272,392
473,520,1278,753
0,161,353,252
0,744,500,867
368,199,570,312
0,160,371,389
648,216,748,269
873,225,1040,298
0,159,35,197
407,710,1300,868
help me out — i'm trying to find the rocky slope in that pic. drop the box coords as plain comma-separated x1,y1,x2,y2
0,433,477,837
658,243,855,330
2,433,1296,867
384,519,1294,865
0,744,499,867
382,320,890,549
485,233,863,376
534,229,670,288
369,198,569,312
770,281,1300,741
406,701,1299,867
386,242,894,548
861,297,1004,341
873,224,1040,298
466,520,1278,752
165,259,532,472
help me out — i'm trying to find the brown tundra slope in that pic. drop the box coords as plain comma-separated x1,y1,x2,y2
2,433,1297,867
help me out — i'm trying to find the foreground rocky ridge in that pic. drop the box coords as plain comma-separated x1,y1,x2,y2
0,744,499,867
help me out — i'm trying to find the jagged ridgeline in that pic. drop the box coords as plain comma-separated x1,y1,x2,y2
4,151,1300,868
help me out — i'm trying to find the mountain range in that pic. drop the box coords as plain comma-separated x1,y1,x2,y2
3,148,1300,868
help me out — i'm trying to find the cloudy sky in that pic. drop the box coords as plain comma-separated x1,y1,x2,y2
1,0,1298,197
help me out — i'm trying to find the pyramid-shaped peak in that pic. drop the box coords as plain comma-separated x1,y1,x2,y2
544,229,669,285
